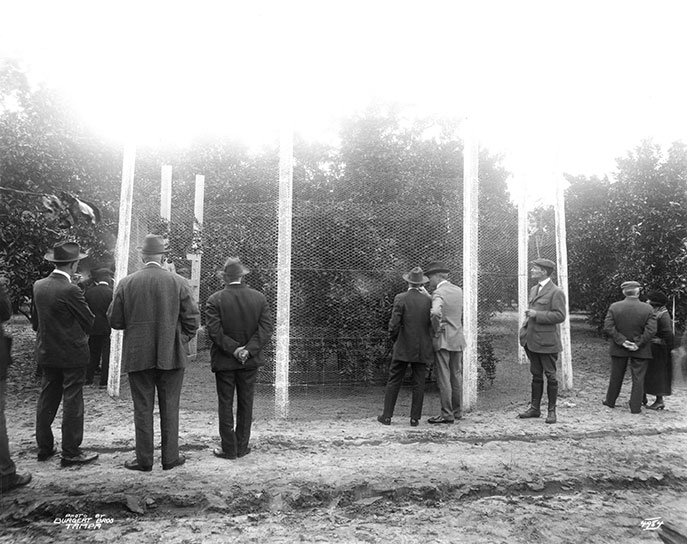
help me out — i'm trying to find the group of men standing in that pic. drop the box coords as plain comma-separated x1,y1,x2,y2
1,234,272,492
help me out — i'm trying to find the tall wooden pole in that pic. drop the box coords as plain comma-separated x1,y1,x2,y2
554,177,573,390
275,121,293,419
161,165,172,223
108,142,136,398
518,176,529,365
186,174,204,358
462,119,478,411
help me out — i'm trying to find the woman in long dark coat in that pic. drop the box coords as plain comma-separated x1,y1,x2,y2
644,290,674,410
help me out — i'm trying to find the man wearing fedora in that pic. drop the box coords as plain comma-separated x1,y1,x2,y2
84,267,114,388
377,267,433,427
518,258,566,424
602,280,657,414
425,261,467,424
32,241,98,467
108,234,199,471
205,257,273,459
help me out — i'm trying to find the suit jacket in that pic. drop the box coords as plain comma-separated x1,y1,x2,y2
388,288,433,364
205,283,274,372
0,284,11,380
32,272,95,368
430,281,467,352
604,297,657,359
85,282,113,335
519,280,566,353
108,264,200,373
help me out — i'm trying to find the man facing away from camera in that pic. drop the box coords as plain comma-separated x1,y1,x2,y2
108,234,199,472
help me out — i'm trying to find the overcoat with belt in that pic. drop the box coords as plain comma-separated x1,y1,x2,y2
518,281,566,353
388,288,433,364
31,272,94,367
107,264,200,372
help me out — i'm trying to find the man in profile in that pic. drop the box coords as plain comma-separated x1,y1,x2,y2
32,241,97,467
602,280,656,413
108,234,199,471
206,257,273,460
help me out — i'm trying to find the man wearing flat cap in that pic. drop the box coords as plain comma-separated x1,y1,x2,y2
32,241,98,467
205,257,273,459
425,261,467,424
602,280,656,413
377,267,433,427
518,258,566,424
108,234,200,471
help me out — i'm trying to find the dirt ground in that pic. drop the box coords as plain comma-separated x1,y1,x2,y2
1,314,686,544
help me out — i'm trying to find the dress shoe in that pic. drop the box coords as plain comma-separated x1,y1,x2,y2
427,416,454,424
410,418,419,427
162,455,186,471
545,409,557,424
213,448,237,460
647,400,665,411
37,447,57,461
1,472,32,492
237,448,251,458
124,459,152,472
517,407,541,419
377,415,391,425
602,400,615,409
61,451,99,467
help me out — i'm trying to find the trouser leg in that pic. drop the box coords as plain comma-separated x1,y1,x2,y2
128,370,156,467
235,368,257,456
36,367,63,455
629,358,649,413
99,335,111,387
86,336,102,383
157,368,184,465
382,360,407,418
434,350,454,420
449,352,463,419
525,347,544,410
0,379,16,478
409,363,427,421
606,357,628,406
215,370,237,456
60,366,86,458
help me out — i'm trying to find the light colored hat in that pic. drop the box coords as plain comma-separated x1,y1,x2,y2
402,267,429,284
138,234,169,255
621,280,641,290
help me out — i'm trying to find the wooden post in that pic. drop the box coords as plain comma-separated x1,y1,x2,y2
554,176,573,390
462,118,478,411
161,165,172,223
518,176,529,365
108,143,136,398
186,174,204,358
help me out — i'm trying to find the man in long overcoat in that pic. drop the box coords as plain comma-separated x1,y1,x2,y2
377,267,433,427
518,258,566,424
602,280,657,413
32,242,98,466
205,257,273,459
108,234,199,471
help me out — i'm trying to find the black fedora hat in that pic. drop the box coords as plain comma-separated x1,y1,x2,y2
138,234,169,255
402,266,429,284
223,257,250,277
44,241,88,263
425,261,450,275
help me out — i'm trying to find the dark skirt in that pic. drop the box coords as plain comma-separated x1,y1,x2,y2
644,343,672,396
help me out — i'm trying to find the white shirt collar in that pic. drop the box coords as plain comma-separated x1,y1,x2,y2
538,277,551,288
145,261,162,268
96,281,110,286
228,281,242,285
437,280,449,289
52,269,72,281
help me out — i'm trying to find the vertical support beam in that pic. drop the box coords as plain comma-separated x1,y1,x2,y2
554,177,573,390
108,143,136,398
275,121,293,419
160,165,172,223
518,177,529,364
186,174,204,359
462,118,478,411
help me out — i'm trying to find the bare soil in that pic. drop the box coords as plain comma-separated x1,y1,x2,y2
1,314,686,543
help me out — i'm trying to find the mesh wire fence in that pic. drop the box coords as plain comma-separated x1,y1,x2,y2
124,163,528,418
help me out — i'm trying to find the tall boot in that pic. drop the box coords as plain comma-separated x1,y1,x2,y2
546,381,558,424
518,380,543,418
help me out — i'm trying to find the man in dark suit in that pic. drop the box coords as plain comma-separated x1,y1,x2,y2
108,234,200,471
518,258,566,424
602,280,657,414
84,267,113,388
377,267,433,427
32,241,98,467
425,261,467,424
1,281,31,491
206,257,273,460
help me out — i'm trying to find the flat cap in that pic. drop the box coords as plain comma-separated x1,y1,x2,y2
531,258,555,270
620,280,641,290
